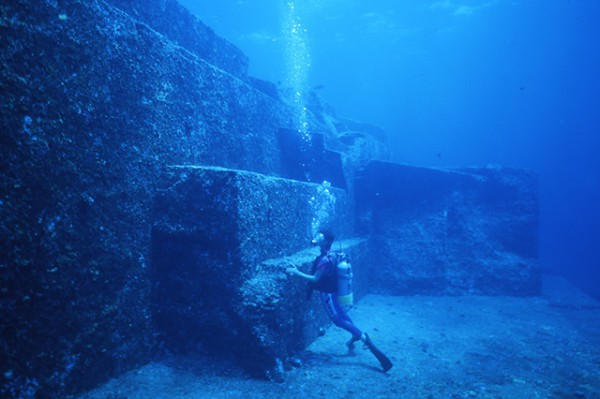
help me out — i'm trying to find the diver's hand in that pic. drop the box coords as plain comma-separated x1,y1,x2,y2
285,265,316,282
285,265,299,276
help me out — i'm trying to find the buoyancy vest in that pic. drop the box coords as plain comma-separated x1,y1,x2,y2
310,253,337,293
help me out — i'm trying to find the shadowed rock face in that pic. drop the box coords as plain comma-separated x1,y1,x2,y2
151,166,355,377
0,0,341,396
1,0,539,397
355,162,540,296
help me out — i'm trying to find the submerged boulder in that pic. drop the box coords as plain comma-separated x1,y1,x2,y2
355,161,540,296
152,166,359,377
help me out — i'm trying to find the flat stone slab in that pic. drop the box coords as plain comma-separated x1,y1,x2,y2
77,277,600,399
154,165,351,268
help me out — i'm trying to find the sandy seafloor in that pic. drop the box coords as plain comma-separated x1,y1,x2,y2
78,277,600,399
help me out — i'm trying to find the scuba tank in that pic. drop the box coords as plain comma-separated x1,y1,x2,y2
336,253,353,306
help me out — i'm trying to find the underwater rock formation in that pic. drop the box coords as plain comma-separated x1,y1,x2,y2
0,0,539,397
355,162,539,296
0,0,334,396
152,166,362,377
103,0,249,79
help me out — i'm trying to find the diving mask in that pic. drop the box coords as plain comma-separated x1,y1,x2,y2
311,233,325,246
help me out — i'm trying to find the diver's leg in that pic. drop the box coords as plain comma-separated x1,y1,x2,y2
320,292,362,341
319,294,392,371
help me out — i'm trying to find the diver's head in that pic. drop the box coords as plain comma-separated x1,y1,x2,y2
311,230,334,251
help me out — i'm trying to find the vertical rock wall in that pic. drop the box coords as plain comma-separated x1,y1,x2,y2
0,0,330,396
355,162,540,296
151,166,354,377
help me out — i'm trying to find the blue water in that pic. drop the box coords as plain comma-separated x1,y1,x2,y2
179,0,600,299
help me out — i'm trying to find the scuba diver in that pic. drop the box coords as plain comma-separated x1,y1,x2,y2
286,230,393,372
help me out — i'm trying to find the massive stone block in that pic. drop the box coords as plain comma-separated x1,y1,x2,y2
0,1,336,397
104,0,250,79
153,165,352,266
355,161,540,296
151,166,356,377
236,237,368,379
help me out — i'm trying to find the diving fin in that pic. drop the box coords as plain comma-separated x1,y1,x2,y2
363,333,393,372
